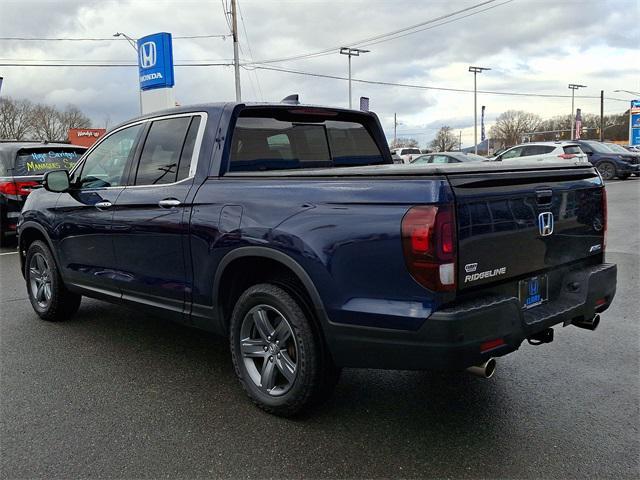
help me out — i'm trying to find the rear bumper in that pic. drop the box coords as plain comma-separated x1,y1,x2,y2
328,263,617,370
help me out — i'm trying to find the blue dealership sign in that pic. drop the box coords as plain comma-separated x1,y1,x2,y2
137,32,174,91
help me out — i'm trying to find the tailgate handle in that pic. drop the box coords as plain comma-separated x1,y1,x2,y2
536,190,553,206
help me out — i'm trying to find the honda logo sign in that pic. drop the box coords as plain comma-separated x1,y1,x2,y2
136,32,174,91
139,42,157,68
538,212,554,236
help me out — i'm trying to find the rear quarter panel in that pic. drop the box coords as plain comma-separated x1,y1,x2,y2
190,176,454,331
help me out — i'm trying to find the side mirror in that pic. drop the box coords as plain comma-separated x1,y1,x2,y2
43,169,70,192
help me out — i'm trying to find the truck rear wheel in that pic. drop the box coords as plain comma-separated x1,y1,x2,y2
229,283,336,416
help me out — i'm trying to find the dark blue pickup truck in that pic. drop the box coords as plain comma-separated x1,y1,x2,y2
17,102,617,416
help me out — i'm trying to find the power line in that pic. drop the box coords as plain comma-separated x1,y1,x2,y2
356,0,514,49
0,34,230,41
0,60,630,103
238,0,509,66
0,62,233,67
249,64,631,102
237,0,263,101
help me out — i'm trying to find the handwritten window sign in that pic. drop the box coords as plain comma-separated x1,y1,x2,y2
15,149,83,175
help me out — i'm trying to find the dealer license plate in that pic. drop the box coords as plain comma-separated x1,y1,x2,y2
519,275,548,309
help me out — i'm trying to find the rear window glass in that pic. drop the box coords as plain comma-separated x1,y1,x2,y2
401,148,421,155
564,146,583,154
228,111,384,172
13,148,84,175
523,145,554,156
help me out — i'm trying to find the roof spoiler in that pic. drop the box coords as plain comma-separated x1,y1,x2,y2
281,94,300,105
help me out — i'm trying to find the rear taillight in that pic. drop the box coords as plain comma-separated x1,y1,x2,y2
0,181,38,196
401,204,456,292
558,153,576,159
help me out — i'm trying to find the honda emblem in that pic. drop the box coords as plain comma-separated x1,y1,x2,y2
139,42,157,69
538,212,554,236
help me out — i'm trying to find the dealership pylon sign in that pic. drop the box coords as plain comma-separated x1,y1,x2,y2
630,100,640,146
137,32,175,114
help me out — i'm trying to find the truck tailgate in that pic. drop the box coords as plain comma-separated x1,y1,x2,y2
449,167,605,290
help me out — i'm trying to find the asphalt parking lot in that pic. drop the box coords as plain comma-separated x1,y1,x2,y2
1,179,638,479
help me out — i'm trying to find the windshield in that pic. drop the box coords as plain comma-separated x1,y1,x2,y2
605,143,629,154
14,148,84,175
582,141,614,154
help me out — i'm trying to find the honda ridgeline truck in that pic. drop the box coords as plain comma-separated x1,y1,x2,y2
17,102,617,416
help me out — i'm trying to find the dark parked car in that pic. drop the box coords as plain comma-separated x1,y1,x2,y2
0,142,86,246
18,103,616,416
605,142,640,177
573,140,640,180
411,152,487,164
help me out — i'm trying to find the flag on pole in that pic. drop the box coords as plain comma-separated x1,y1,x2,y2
575,108,582,140
481,105,486,142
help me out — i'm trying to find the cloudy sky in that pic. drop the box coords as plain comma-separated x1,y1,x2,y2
1,0,638,147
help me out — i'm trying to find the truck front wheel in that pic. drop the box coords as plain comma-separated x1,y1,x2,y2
229,283,335,416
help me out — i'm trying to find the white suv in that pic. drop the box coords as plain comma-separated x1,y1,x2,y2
391,147,422,164
493,142,587,163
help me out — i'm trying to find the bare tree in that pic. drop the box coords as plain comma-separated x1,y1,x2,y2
58,105,91,132
389,137,419,149
0,97,33,140
489,110,542,147
429,126,458,152
31,104,66,141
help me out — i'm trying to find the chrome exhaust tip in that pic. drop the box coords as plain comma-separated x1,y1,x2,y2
466,358,496,379
572,314,600,331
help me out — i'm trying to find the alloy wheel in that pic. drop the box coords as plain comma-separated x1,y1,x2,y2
239,304,298,396
29,252,52,309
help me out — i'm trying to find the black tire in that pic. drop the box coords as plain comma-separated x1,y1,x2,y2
618,173,630,180
596,161,617,181
25,240,81,321
229,283,336,416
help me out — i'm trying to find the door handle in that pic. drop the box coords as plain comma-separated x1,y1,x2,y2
95,201,112,210
158,198,181,209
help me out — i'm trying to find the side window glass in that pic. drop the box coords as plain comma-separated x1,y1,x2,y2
176,116,201,182
135,117,191,185
77,124,142,189
432,155,449,164
502,147,523,159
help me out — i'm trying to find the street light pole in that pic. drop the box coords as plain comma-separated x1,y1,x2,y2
114,32,142,115
468,66,490,155
340,47,369,109
568,84,586,140
614,89,640,96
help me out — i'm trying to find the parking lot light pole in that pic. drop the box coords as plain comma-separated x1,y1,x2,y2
114,32,142,115
340,47,369,109
568,84,586,140
469,66,490,154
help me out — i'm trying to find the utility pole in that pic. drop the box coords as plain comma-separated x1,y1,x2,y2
600,90,604,142
394,113,397,145
568,84,586,140
459,131,462,151
231,0,241,101
340,47,370,109
469,66,490,154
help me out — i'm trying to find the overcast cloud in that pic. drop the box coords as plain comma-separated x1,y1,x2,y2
1,0,638,146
